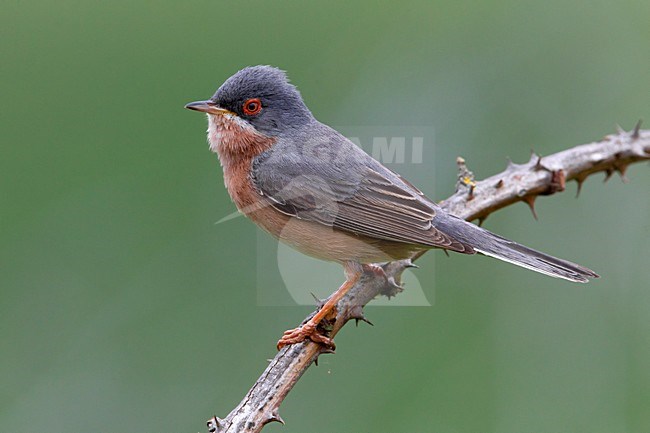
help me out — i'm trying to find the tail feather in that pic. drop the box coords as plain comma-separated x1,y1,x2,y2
435,215,599,283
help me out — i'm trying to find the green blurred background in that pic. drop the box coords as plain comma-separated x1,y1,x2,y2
2,1,649,432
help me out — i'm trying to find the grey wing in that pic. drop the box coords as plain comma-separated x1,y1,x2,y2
251,130,473,253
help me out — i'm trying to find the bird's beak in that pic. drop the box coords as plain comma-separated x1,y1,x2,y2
184,100,233,116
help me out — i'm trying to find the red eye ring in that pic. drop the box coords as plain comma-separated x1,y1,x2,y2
242,98,262,116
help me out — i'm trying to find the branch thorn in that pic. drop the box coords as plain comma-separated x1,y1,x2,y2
615,123,626,135
494,179,504,189
268,409,285,426
575,174,587,198
616,163,630,183
314,346,336,366
355,317,374,327
404,260,419,269
533,153,552,172
604,168,614,183
632,119,642,140
344,305,374,327
522,195,538,220
383,277,404,299
310,292,325,309
478,216,487,227
207,416,225,433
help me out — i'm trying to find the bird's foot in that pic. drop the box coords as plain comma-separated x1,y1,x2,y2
363,263,387,278
276,322,335,350
363,263,403,297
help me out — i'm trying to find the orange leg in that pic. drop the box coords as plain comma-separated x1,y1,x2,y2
277,262,363,350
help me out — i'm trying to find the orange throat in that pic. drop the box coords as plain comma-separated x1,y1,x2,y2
206,113,275,212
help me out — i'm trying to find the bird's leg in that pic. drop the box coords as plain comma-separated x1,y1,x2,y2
277,262,362,350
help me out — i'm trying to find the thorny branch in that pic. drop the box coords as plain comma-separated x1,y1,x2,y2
207,126,649,433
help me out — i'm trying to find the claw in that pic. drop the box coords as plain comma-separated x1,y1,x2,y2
363,263,387,278
276,323,335,350
363,263,404,297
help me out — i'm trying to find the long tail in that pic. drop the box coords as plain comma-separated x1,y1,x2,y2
434,214,599,283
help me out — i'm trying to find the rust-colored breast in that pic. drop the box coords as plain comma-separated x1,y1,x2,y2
208,114,290,239
222,156,292,237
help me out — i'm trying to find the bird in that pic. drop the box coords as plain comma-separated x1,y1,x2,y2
185,65,599,350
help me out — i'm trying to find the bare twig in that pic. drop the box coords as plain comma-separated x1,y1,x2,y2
441,125,649,222
207,127,650,433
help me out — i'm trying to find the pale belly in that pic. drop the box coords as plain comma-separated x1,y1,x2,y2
250,208,423,264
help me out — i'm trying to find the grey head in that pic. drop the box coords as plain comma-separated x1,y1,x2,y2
209,66,314,136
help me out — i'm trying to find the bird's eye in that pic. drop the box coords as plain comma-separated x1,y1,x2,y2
242,98,262,116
